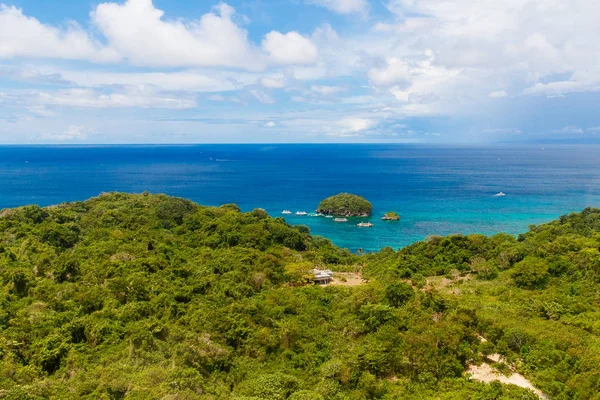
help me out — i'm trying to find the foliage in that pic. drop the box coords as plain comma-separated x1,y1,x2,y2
0,194,599,399
382,212,400,221
316,193,373,216
362,207,600,399
511,256,549,288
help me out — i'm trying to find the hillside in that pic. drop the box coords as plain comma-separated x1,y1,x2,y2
0,193,599,399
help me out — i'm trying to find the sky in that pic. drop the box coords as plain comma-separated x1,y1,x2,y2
0,0,599,144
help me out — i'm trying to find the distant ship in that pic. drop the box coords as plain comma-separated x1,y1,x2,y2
357,222,374,227
334,218,348,222
295,211,308,216
493,192,506,197
282,210,292,214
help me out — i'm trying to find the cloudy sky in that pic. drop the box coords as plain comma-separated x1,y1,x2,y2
1,0,599,143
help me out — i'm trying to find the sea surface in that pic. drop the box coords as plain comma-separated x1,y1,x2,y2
1,144,600,251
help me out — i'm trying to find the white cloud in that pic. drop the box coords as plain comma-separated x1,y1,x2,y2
250,89,275,104
260,76,286,89
552,126,584,134
586,126,600,133
9,87,198,109
41,125,91,141
489,90,507,98
481,128,522,134
59,70,256,92
92,1,263,69
26,105,56,118
3,0,600,143
310,85,345,95
338,117,376,133
523,80,600,96
0,4,118,62
287,65,328,81
262,31,318,65
368,58,412,87
307,0,368,15
265,121,276,127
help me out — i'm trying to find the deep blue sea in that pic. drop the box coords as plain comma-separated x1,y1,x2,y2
1,144,600,251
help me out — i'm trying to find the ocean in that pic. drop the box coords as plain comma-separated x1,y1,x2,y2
2,144,600,251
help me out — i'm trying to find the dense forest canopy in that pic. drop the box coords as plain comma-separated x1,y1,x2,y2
317,194,373,217
0,193,599,399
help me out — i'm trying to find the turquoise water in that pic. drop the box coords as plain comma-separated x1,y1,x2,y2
1,144,600,251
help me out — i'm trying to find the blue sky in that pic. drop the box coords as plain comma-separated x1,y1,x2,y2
0,0,599,143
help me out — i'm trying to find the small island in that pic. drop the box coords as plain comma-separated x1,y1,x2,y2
317,193,372,217
381,211,400,221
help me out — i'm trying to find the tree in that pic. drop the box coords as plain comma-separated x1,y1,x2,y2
385,282,414,307
512,256,549,288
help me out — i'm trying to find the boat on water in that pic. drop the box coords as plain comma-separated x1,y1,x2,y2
493,192,506,197
282,210,292,215
357,222,374,227
308,212,319,217
325,215,334,218
334,218,348,222
296,211,308,216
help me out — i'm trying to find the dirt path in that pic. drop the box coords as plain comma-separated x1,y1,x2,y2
329,272,367,286
467,362,547,399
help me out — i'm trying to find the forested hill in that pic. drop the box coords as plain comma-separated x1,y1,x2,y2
0,193,599,399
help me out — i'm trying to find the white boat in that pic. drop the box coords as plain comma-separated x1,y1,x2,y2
325,215,334,218
357,222,374,227
295,211,308,216
308,212,319,217
493,192,506,197
282,210,292,215
334,218,348,222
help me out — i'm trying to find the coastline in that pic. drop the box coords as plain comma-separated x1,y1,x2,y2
1,144,600,251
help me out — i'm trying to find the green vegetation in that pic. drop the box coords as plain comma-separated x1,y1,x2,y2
317,193,372,217
381,212,400,221
0,193,599,399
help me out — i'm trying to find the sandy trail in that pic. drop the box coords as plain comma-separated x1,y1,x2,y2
329,272,366,286
467,361,547,399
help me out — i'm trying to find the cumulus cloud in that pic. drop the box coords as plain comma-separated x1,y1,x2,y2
92,1,263,69
2,0,600,142
338,117,376,133
262,31,318,65
0,4,118,62
2,1,322,71
307,0,368,15
367,58,412,88
264,121,276,127
383,0,600,99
